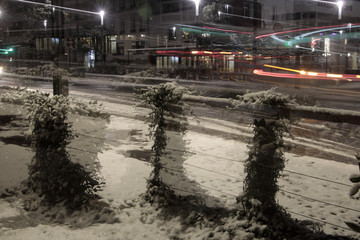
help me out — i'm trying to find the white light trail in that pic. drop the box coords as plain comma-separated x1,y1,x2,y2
14,0,99,16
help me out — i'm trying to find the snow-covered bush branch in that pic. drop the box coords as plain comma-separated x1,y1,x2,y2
139,82,189,204
240,118,289,210
233,88,296,107
23,92,101,209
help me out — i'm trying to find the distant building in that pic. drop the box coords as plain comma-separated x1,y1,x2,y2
0,0,359,74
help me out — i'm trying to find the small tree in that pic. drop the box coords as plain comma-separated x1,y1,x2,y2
345,154,360,233
24,92,100,209
240,118,288,211
140,82,188,203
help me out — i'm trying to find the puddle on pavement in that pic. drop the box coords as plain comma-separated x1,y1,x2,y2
0,135,31,147
125,149,151,162
0,115,18,125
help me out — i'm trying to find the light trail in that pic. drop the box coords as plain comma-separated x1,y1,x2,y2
252,76,360,98
254,69,360,81
264,64,360,80
297,25,360,39
295,45,360,59
255,23,360,39
202,26,252,35
219,12,274,24
263,64,301,73
14,0,100,15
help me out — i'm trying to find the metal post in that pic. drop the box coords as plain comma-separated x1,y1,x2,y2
252,0,257,73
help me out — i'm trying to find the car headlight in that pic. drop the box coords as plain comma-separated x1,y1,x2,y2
0,67,3,74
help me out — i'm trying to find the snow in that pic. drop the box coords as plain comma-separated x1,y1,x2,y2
1,88,360,239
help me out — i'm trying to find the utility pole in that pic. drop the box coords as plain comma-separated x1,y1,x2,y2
252,0,258,74
53,0,64,64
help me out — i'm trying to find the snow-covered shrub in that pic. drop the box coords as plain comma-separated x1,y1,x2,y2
0,86,29,104
345,153,360,233
25,92,74,148
349,153,360,200
69,98,110,119
239,118,288,211
0,87,110,120
21,63,71,79
139,82,189,204
23,92,101,209
234,88,296,107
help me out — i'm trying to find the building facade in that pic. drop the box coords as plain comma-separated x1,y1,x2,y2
0,0,359,74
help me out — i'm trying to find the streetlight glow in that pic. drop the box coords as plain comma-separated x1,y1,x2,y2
99,10,105,25
193,0,200,18
337,0,344,20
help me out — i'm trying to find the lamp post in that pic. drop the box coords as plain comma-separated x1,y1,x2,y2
99,10,105,25
99,10,105,73
337,0,344,20
193,0,200,23
336,1,344,73
192,0,200,80
225,4,231,23
0,9,2,41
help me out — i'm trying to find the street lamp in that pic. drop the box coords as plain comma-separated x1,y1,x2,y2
337,0,344,20
98,10,105,72
192,0,200,23
225,4,230,23
99,10,105,25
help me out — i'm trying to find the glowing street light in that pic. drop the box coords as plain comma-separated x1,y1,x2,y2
225,4,229,14
192,0,200,23
337,0,344,20
99,10,105,25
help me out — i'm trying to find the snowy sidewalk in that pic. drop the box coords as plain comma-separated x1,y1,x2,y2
73,98,359,237
0,92,359,239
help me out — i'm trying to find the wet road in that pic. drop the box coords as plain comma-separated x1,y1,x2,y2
1,71,360,112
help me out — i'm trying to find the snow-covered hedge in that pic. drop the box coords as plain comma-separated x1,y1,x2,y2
23,92,101,209
0,87,110,119
139,82,190,204
234,88,297,107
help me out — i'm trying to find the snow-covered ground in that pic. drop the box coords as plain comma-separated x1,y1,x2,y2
1,89,360,239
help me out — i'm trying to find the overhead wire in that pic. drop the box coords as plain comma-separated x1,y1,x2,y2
63,132,358,233
75,132,353,188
